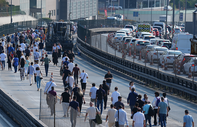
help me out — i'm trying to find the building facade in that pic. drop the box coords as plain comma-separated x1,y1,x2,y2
59,0,98,21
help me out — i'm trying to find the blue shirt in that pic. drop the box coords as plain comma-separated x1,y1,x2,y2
158,102,167,114
28,65,35,75
13,57,19,66
183,115,193,127
114,109,128,125
143,104,150,115
69,101,79,110
127,91,138,106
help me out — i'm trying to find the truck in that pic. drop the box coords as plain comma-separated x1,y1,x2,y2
171,33,193,53
46,21,74,51
136,23,151,38
159,15,172,22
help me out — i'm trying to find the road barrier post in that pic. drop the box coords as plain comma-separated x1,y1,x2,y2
188,67,192,78
134,49,136,59
164,59,168,70
129,47,131,56
177,62,181,75
150,55,153,65
161,58,164,68
138,51,141,60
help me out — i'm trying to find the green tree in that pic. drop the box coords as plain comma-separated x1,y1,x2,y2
0,0,8,7
170,0,196,9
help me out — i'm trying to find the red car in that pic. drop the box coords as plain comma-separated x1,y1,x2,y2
153,28,159,37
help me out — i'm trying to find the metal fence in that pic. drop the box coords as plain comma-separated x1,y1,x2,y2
0,20,38,36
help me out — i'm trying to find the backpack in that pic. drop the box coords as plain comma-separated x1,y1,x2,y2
156,97,160,107
148,105,155,116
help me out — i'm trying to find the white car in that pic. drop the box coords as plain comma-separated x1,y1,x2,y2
150,39,159,45
120,36,133,44
159,50,182,65
139,32,153,39
143,35,156,41
175,27,182,34
119,29,132,36
156,39,170,46
183,57,197,74
113,32,127,43
141,45,159,59
147,47,168,62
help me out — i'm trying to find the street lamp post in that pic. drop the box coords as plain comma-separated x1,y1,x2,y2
165,0,169,39
185,0,187,30
172,0,175,38
11,0,12,23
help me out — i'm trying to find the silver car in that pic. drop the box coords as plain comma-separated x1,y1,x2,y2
147,47,168,62
183,57,197,74
159,50,182,65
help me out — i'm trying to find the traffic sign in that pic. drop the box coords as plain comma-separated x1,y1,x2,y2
179,12,183,21
133,12,138,17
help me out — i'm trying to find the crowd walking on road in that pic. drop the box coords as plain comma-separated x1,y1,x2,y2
0,26,195,127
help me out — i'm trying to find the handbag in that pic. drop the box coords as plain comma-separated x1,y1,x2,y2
80,73,86,83
93,108,102,124
115,110,119,127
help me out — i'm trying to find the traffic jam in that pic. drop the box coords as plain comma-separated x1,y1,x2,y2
107,22,197,78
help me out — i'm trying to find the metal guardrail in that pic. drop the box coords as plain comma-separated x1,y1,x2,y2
77,37,197,102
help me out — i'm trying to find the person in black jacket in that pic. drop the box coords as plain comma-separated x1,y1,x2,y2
102,80,109,110
96,84,106,114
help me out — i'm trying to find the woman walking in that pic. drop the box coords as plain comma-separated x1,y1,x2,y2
13,55,19,73
75,88,85,112
8,52,13,71
24,56,30,77
19,58,25,80
57,43,62,58
52,43,58,66
35,67,42,91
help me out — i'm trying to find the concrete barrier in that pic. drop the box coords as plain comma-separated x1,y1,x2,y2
0,89,47,127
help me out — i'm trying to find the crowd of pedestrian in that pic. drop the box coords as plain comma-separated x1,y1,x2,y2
0,26,195,127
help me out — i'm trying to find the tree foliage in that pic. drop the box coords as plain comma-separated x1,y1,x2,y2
170,0,197,9
0,0,8,7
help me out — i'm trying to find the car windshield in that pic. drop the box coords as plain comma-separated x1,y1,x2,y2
137,41,144,45
156,48,167,51
125,39,131,43
153,27,162,31
163,43,172,48
144,42,150,45
169,51,182,55
154,24,163,29
125,26,133,30
116,33,125,36
144,37,155,40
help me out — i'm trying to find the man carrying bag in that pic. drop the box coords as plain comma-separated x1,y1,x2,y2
114,105,129,127
44,78,57,105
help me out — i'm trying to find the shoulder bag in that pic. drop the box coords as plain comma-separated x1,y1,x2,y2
80,73,86,84
115,110,119,127
93,108,102,124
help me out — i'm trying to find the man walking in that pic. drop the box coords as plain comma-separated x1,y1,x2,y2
65,73,74,94
152,92,160,126
80,70,88,95
27,62,34,86
60,88,71,117
72,64,80,85
183,110,194,127
114,96,124,110
104,71,113,91
111,87,120,105
114,105,129,127
68,59,74,72
84,102,98,127
42,54,51,76
157,97,168,127
68,96,80,127
89,83,98,106
102,80,109,109
143,101,152,127
133,108,146,127
62,66,71,87
96,84,106,114
0,51,7,70
127,88,138,113
106,104,116,127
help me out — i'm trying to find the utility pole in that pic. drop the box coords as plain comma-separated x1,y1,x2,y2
111,0,112,16
41,0,42,26
150,1,153,25
165,0,168,39
11,0,12,23
172,0,175,38
185,0,187,30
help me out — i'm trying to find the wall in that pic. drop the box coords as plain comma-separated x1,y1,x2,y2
45,0,60,20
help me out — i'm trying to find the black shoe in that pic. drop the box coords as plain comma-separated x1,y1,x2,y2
30,84,32,86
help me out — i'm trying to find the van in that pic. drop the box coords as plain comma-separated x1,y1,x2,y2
136,23,151,38
153,22,165,35
171,33,193,53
